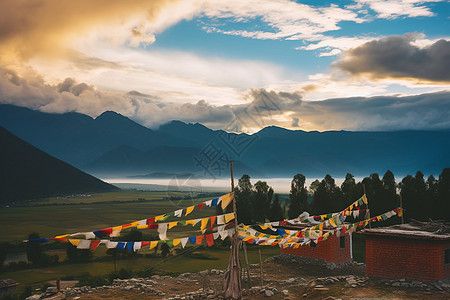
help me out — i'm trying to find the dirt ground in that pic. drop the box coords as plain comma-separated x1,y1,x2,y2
60,256,450,300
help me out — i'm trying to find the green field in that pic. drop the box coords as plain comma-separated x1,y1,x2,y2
0,191,222,242
1,190,282,294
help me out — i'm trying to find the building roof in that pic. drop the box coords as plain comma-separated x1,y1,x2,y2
0,279,19,289
361,220,450,240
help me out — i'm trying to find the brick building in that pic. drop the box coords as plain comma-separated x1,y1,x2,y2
280,234,352,264
362,221,450,282
0,279,19,297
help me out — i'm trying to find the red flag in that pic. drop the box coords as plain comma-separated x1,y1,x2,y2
91,240,101,250
141,241,150,247
196,235,204,245
198,203,205,211
206,234,214,247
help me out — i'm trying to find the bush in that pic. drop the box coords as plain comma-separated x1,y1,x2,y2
76,272,108,288
107,268,132,283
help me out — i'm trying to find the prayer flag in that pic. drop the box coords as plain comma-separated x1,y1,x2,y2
77,240,91,249
201,218,209,230
91,240,101,250
221,193,233,210
186,206,195,216
150,241,158,249
168,222,178,229
206,234,214,247
106,241,118,249
69,239,80,246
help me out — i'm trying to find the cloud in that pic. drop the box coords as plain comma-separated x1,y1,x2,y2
197,0,364,41
0,0,175,63
1,68,449,132
335,34,450,83
355,0,442,19
293,91,450,131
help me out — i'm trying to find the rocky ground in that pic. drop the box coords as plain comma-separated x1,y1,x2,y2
28,254,450,299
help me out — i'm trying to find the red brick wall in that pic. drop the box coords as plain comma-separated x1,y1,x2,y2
365,235,450,282
280,234,351,264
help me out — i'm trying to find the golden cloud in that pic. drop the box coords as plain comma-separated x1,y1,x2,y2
0,0,177,64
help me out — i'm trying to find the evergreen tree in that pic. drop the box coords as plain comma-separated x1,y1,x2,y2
235,174,254,224
311,174,343,214
269,194,284,221
426,174,439,219
309,179,320,194
437,168,450,221
381,170,399,211
399,171,426,221
341,173,357,207
253,181,273,222
362,173,384,217
288,173,308,219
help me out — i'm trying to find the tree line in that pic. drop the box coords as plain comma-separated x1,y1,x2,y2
234,168,450,224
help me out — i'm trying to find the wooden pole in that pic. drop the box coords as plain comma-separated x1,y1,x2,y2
224,160,241,299
258,249,263,287
399,194,404,224
242,243,252,288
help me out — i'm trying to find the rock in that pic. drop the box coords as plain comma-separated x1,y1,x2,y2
392,282,401,287
265,289,274,297
282,289,289,295
25,295,41,300
124,286,133,291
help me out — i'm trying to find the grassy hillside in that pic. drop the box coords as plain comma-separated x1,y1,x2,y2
0,126,119,203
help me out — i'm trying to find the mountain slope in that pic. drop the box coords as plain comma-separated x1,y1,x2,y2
1,104,449,178
0,105,187,166
0,126,119,202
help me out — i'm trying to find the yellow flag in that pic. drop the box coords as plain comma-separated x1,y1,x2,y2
221,193,234,210
150,241,158,249
137,225,147,229
200,218,209,230
168,222,178,229
398,208,403,217
362,194,368,204
329,217,337,227
155,215,165,222
225,213,235,223
69,239,80,246
185,206,195,216
55,234,69,239
293,243,301,249
173,239,181,246
260,225,269,230
186,219,196,226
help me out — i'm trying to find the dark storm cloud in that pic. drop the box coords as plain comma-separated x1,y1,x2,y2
335,35,450,83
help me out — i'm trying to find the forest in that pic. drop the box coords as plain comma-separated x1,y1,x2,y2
233,168,450,224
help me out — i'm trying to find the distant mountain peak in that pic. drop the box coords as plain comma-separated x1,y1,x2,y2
95,110,122,120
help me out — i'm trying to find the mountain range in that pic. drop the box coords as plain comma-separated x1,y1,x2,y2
0,125,119,203
1,104,449,179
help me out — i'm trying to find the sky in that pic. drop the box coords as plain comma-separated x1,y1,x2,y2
0,0,449,133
